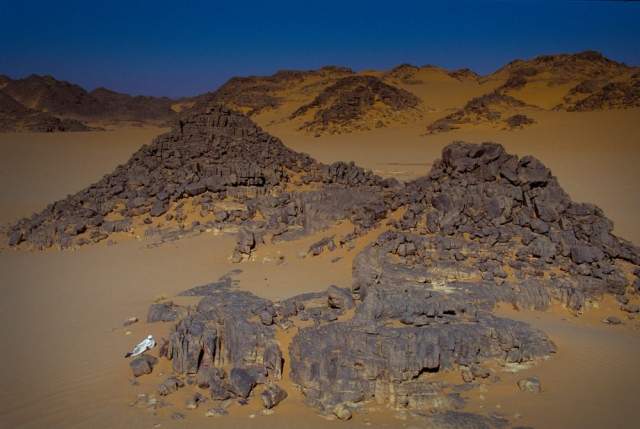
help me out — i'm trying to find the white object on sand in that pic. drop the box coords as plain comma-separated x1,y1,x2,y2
124,335,156,358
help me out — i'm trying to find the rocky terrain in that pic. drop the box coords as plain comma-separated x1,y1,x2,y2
427,91,535,133
189,66,354,116
6,107,640,426
561,72,640,111
424,51,639,134
290,75,422,135
485,51,639,110
2,50,637,135
6,105,394,250
0,90,93,132
0,74,177,128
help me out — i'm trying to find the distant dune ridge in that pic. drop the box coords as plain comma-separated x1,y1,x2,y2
0,50,638,134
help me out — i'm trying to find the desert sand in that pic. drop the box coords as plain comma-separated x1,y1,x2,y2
1,101,639,429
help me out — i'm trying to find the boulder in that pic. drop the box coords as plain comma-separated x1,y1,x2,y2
261,384,288,409
129,355,158,377
327,285,354,310
517,377,541,393
229,368,256,398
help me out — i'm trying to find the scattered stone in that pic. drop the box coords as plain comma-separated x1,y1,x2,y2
205,407,229,417
171,412,185,420
333,403,353,420
186,392,206,409
604,316,623,325
261,384,288,409
158,376,185,396
129,355,158,377
123,316,138,327
517,377,542,393
621,303,640,313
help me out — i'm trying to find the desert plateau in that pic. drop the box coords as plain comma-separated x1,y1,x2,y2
1,2,640,429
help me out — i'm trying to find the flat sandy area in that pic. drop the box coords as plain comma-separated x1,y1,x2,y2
1,109,639,428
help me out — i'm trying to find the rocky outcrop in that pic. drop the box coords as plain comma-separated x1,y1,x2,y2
565,76,640,111
290,314,553,411
290,75,421,135
129,142,639,422
8,106,396,250
189,66,353,116
427,91,532,133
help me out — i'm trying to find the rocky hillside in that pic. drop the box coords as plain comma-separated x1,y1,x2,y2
0,90,92,132
427,91,535,133
289,75,422,135
189,66,353,116
7,105,394,250
561,71,640,111
41,110,639,424
3,50,635,134
485,50,639,110
0,74,177,125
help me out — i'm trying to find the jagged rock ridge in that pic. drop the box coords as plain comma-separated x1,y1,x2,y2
7,105,396,249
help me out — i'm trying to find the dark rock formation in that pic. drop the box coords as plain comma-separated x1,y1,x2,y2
427,91,531,133
147,302,187,323
448,68,480,82
290,75,421,134
261,384,288,409
190,66,353,116
287,141,638,414
289,313,554,411
505,114,535,129
130,355,158,377
566,77,640,111
8,105,395,250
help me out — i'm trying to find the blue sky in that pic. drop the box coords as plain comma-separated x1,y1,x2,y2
1,0,638,97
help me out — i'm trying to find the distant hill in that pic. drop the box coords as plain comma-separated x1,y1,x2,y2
0,90,93,132
0,74,177,126
289,75,422,135
2,50,637,134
